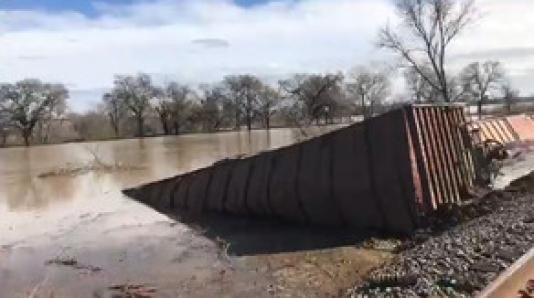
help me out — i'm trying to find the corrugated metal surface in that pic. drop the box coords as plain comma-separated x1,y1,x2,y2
506,115,534,141
465,114,534,145
125,107,420,234
466,117,518,144
406,105,475,212
125,105,489,232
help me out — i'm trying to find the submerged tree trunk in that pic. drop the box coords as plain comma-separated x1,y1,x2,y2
246,111,252,131
110,116,120,138
162,122,170,135
1,131,7,147
22,129,31,147
265,114,270,130
113,125,120,138
173,121,180,135
137,116,145,138
160,118,170,135
235,111,240,131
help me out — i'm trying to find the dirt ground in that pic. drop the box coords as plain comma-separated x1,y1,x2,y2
247,247,393,297
1,216,393,298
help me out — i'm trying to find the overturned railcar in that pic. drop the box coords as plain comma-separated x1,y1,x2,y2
124,105,477,235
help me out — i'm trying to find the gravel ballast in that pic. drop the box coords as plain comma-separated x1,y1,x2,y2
348,173,534,297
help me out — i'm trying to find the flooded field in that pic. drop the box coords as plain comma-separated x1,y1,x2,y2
0,127,389,297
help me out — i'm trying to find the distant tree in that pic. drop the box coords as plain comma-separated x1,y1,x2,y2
70,110,112,140
112,73,158,137
378,0,477,102
222,75,263,131
103,91,127,137
0,79,68,146
501,82,519,114
188,90,223,133
0,110,10,146
153,90,172,135
200,85,227,131
257,85,281,129
279,73,343,125
346,65,391,119
460,61,506,119
35,92,67,144
165,82,192,135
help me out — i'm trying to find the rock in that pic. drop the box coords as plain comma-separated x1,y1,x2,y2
470,260,501,273
349,190,534,297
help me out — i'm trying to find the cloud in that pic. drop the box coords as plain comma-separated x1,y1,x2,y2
451,48,534,62
192,38,230,48
17,55,46,61
65,37,80,43
0,0,395,111
448,0,534,92
1,0,534,111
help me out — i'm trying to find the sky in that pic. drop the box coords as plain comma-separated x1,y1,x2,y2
1,0,534,112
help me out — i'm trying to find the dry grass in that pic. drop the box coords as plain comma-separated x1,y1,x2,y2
248,247,393,297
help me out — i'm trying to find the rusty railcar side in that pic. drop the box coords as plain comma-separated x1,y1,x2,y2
125,106,422,234
125,105,495,233
406,105,476,212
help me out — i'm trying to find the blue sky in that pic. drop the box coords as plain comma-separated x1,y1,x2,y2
1,0,126,15
1,0,271,15
1,0,534,112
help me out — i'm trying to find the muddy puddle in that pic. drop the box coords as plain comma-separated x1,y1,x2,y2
1,128,389,297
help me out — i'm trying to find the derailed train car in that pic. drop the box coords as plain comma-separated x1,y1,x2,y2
124,105,477,235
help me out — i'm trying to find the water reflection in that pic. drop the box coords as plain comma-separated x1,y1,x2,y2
4,149,41,211
0,128,303,213
3,150,81,211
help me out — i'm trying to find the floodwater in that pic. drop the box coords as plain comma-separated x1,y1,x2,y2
0,129,299,215
2,127,388,297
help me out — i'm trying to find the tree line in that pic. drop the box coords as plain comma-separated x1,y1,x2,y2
0,0,523,147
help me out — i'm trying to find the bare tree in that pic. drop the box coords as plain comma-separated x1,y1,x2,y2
153,92,172,135
404,64,439,103
35,92,67,144
200,84,228,130
70,110,113,140
0,110,10,146
460,61,506,118
279,73,343,126
103,91,127,137
222,75,263,131
501,82,519,114
0,79,69,146
165,82,192,135
188,88,224,132
257,85,281,129
378,0,476,102
346,65,391,119
112,73,158,137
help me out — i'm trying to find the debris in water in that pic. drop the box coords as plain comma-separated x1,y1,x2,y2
45,257,102,273
38,162,144,178
107,284,157,298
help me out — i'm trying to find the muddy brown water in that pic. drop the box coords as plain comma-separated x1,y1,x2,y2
0,127,390,297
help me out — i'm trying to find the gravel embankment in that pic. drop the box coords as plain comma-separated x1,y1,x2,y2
348,174,534,297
